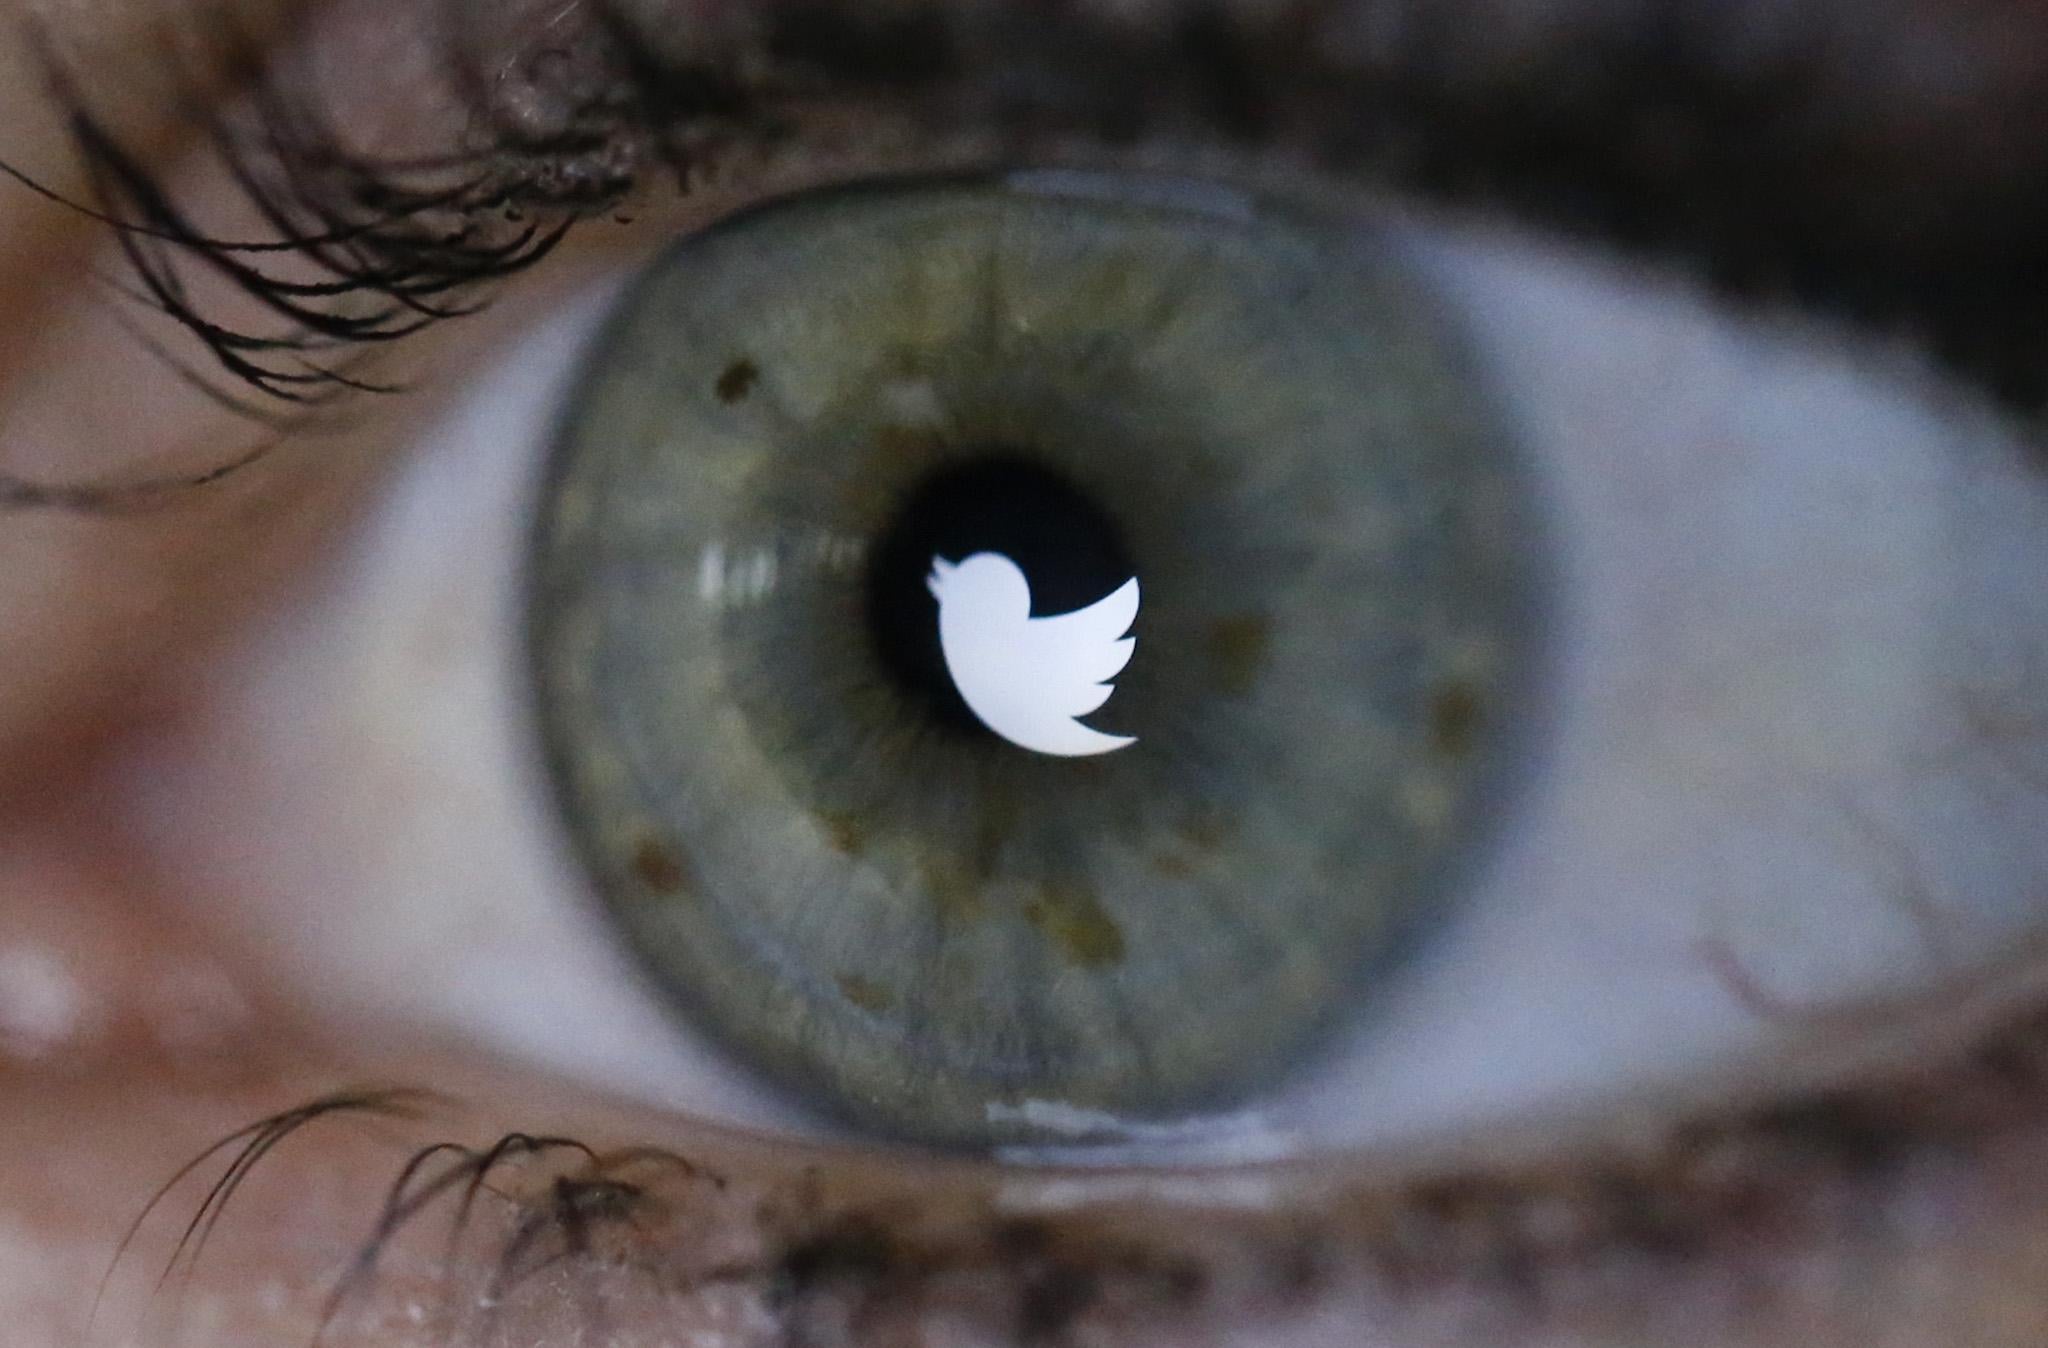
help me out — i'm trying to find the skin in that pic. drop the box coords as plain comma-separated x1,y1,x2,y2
3,1,2048,1345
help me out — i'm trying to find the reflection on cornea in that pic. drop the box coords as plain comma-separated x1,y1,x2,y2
988,1097,1298,1167
696,535,867,610
996,1171,1285,1214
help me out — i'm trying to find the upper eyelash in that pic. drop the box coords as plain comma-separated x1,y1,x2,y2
1,0,944,469
13,0,2048,445
13,27,624,416
0,4,752,510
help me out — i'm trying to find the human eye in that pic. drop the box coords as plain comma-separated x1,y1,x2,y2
5,1,2048,1346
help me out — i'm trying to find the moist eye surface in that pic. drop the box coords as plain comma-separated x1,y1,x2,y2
525,175,1543,1146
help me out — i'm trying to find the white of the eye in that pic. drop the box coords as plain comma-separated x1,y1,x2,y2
928,551,1139,758
127,209,2048,1159
1270,217,2048,1149
126,276,821,1133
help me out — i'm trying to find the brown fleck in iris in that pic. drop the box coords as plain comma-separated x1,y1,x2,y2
1177,806,1235,851
871,423,949,462
1025,882,1126,969
1429,680,1486,759
715,357,760,403
631,837,688,894
836,974,895,1012
819,810,867,856
973,794,1018,877
1205,613,1272,696
848,425,951,518
920,854,986,923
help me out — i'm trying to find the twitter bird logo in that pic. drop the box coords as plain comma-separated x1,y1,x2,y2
927,552,1139,757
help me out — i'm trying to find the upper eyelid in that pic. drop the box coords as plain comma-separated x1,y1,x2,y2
3,11,611,431
22,0,2048,474
354,0,2048,409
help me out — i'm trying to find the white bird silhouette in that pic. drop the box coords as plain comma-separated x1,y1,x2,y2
926,551,1139,757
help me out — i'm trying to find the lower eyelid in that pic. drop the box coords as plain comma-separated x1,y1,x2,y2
41,1002,2048,1348
30,830,2044,1325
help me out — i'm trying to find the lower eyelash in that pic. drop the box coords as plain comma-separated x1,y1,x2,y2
107,1000,2048,1348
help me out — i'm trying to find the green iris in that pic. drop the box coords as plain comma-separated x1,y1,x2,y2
526,174,1540,1146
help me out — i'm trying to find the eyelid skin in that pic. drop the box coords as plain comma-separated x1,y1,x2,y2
18,0,2048,442
27,989,2048,1348
0,0,455,768
7,3,2048,1348
460,0,2048,405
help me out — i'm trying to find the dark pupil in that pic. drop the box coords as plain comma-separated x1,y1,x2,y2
864,456,1134,736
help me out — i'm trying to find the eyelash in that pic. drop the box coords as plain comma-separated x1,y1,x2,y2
117,998,2048,1347
13,24,634,415
20,0,2048,440
19,0,1291,442
0,2,792,508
